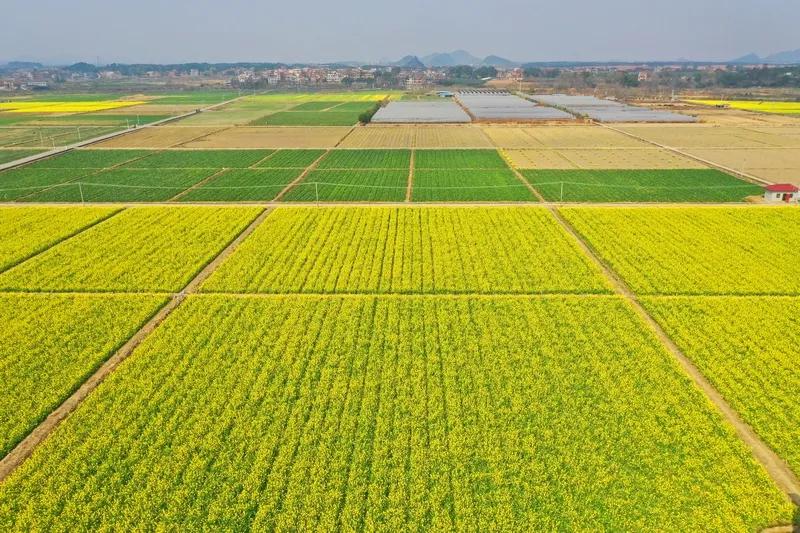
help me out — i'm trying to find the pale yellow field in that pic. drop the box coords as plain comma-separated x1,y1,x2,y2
0,101,145,114
180,126,351,148
687,99,800,115
338,126,415,148
682,148,800,185
618,124,800,149
692,108,800,126
339,125,492,148
174,108,274,126
635,102,799,126
242,92,398,104
95,126,222,148
505,148,706,169
562,148,706,169
414,126,493,148
479,126,541,148
482,125,647,148
503,149,575,169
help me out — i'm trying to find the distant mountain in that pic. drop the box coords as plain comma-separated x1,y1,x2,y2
1,61,43,70
764,48,800,64
394,55,425,69
731,53,762,64
408,50,518,68
421,50,482,67
481,55,519,68
730,49,800,64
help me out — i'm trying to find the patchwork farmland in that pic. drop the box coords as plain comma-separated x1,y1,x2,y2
0,90,799,531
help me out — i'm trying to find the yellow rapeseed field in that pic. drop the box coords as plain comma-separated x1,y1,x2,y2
0,101,146,114
687,99,800,115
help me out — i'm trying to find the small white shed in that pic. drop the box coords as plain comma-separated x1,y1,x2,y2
763,184,799,203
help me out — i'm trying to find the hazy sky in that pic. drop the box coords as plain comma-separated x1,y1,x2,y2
2,0,798,64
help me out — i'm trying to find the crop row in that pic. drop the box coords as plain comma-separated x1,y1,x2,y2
412,169,532,202
0,206,262,292
0,149,44,165
284,170,408,202
0,295,790,531
643,295,800,476
0,293,166,456
251,111,365,127
4,206,797,297
523,169,762,202
202,207,610,294
560,206,800,295
0,207,118,272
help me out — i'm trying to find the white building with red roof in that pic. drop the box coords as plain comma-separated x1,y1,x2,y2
763,184,798,203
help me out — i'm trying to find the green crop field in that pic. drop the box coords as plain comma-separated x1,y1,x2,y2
0,207,118,272
149,91,239,105
413,169,534,202
0,293,166,456
0,115,39,126
0,149,41,165
202,207,609,294
0,206,261,292
414,149,508,169
283,169,407,201
31,114,170,126
522,169,762,202
0,168,92,201
643,296,800,475
560,207,800,295
329,101,379,112
316,149,411,169
255,149,325,168
125,149,273,169
252,110,364,126
290,101,345,111
0,295,791,531
23,168,216,202
27,149,150,169
0,126,119,148
178,168,301,201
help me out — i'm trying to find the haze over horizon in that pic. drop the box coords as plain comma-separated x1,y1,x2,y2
2,0,798,65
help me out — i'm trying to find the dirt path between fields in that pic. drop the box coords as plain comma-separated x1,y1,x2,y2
0,207,275,483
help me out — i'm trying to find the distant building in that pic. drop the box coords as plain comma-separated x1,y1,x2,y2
763,184,799,203
637,71,651,82
405,77,425,90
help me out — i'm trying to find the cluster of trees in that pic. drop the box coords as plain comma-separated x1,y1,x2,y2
66,62,287,77
521,66,800,91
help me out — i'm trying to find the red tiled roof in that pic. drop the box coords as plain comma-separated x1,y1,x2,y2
765,184,799,193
